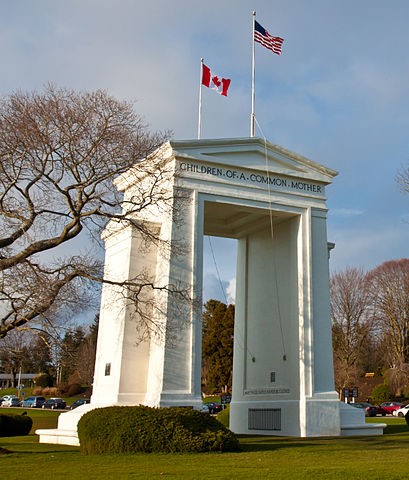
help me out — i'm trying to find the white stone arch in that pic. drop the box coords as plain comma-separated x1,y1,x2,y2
37,137,385,445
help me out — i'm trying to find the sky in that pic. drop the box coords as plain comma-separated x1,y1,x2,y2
1,0,409,306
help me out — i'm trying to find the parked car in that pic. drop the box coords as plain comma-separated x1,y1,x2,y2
69,398,90,410
1,395,19,407
393,404,409,417
378,402,403,415
8,397,21,407
206,402,223,414
21,396,46,408
1,395,21,407
42,397,66,410
375,405,388,416
350,402,379,417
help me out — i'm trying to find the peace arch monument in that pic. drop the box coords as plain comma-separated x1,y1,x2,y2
37,137,385,445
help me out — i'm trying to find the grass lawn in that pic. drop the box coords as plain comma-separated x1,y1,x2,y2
1,411,409,480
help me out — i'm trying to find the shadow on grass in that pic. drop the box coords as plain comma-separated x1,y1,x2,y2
1,434,78,455
383,423,409,435
236,421,409,453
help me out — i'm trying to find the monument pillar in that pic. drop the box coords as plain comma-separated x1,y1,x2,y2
91,183,203,409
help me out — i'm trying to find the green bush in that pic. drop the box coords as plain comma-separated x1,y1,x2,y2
371,383,391,403
77,406,240,454
0,413,33,437
216,405,230,428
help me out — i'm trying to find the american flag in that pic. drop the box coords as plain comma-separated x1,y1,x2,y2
254,20,284,55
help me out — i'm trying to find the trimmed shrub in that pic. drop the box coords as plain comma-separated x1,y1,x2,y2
216,406,230,428
42,386,61,397
0,414,33,437
78,406,240,454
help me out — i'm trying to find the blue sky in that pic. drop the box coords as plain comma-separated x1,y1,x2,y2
2,0,409,305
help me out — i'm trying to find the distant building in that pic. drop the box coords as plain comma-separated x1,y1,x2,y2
0,373,37,389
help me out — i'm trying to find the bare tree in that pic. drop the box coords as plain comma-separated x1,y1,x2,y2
0,85,189,339
0,329,35,386
330,267,373,392
397,163,409,195
367,259,409,368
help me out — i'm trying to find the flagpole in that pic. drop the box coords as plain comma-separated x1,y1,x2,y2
250,11,256,138
198,58,204,139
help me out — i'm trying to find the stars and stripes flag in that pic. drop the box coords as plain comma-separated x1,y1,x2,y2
254,20,284,55
251,14,284,136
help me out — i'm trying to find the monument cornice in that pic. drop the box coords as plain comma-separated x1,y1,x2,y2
115,137,338,193
168,137,338,183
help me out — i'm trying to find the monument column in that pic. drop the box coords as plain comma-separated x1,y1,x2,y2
298,207,341,437
148,188,203,408
91,220,161,405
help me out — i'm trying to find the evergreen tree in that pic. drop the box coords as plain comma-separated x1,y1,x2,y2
27,333,53,374
74,316,99,385
58,326,86,383
202,300,234,394
56,318,99,385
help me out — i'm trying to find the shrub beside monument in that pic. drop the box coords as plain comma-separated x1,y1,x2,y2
77,406,240,454
0,413,33,437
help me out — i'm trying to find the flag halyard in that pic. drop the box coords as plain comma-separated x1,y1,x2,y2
254,20,284,55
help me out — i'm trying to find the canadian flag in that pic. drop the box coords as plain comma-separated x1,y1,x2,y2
201,63,231,97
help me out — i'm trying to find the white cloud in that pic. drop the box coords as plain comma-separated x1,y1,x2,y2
1,0,409,292
202,273,228,304
226,278,236,304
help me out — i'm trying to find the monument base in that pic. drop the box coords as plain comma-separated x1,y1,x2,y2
229,398,386,437
37,398,386,446
36,403,106,446
339,402,386,436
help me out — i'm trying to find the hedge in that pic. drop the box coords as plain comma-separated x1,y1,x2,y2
77,405,240,454
216,405,230,428
0,413,33,437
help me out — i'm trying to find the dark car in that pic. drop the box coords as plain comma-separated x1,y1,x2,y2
69,398,90,410
351,402,379,417
21,396,46,408
206,402,223,414
378,402,403,415
42,397,66,409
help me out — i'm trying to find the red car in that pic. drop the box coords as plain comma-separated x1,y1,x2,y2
378,402,403,415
